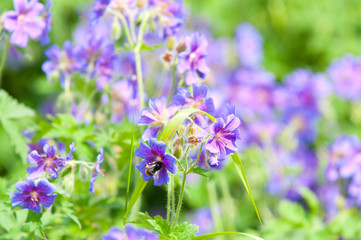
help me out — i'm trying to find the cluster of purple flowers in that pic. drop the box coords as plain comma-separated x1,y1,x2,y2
102,225,158,240
321,135,361,218
2,0,52,47
10,142,75,213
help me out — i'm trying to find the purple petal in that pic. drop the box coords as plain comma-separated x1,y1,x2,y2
15,179,35,192
211,118,225,134
135,142,155,160
26,165,45,179
149,138,166,157
26,1,44,17
27,150,43,164
23,19,45,39
197,59,210,75
192,85,207,101
163,154,177,174
36,179,56,194
10,192,29,207
10,30,29,48
153,170,169,186
14,0,28,12
177,58,188,74
38,194,56,208
149,96,167,114
185,69,199,85
3,12,18,31
139,109,158,125
136,160,153,181
22,198,41,213
45,145,57,158
223,114,241,132
141,126,161,141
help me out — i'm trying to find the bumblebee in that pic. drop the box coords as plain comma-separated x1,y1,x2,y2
145,161,164,176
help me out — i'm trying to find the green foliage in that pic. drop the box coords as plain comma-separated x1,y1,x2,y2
0,90,35,162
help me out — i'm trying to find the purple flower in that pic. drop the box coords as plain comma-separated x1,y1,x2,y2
135,138,177,186
235,23,263,68
327,54,361,101
177,33,209,85
191,208,213,235
10,178,57,213
42,40,84,84
26,142,76,179
3,0,46,48
94,44,118,90
205,114,241,161
89,148,104,193
40,0,52,45
138,96,178,140
149,0,184,38
89,0,111,24
173,85,215,115
102,225,158,240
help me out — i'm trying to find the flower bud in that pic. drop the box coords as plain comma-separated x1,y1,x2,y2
112,18,122,41
176,42,186,53
163,53,173,63
79,164,89,182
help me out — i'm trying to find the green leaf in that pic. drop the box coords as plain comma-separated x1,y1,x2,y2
148,215,171,235
278,200,306,224
171,222,198,240
192,232,264,240
188,167,209,178
0,90,35,119
129,212,154,230
61,201,82,229
0,212,17,231
300,187,319,216
1,119,29,163
231,152,262,224
15,209,28,226
123,177,148,224
159,108,214,144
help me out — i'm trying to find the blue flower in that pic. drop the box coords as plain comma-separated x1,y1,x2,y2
89,148,104,193
26,142,76,179
10,178,57,213
102,225,158,240
135,138,177,186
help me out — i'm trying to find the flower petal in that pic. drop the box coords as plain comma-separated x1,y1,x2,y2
26,150,44,164
149,138,166,157
21,198,41,213
163,154,177,174
36,179,56,194
10,29,29,48
38,194,56,208
153,170,169,186
135,142,155,160
26,165,45,179
15,179,35,192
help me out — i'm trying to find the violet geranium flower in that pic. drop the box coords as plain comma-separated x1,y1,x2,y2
10,178,57,213
205,114,241,161
3,0,46,48
177,33,209,85
89,0,111,24
135,138,177,186
138,96,178,140
26,142,76,179
89,148,104,193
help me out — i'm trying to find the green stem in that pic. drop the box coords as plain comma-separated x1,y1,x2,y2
207,181,225,239
220,175,235,231
133,11,152,110
125,105,135,213
171,175,175,223
188,142,205,172
171,172,187,229
109,9,134,46
0,38,9,88
167,174,173,223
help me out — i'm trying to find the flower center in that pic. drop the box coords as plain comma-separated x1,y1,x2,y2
189,53,197,61
30,191,39,202
17,14,26,24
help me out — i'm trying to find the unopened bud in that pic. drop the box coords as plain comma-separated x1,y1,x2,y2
61,173,75,197
166,36,175,50
188,136,201,146
79,164,89,182
173,147,182,159
176,42,186,53
163,53,173,63
112,18,122,41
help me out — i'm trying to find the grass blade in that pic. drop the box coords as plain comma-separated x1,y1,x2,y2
192,232,264,240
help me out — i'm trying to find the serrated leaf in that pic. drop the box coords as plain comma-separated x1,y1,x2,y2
61,202,82,229
148,215,171,235
171,222,198,240
0,90,35,119
1,119,29,162
129,212,154,230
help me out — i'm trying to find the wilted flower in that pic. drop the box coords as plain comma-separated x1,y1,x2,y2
3,0,46,47
177,33,209,85
10,178,57,213
26,142,76,179
89,148,105,193
138,96,178,140
135,138,177,186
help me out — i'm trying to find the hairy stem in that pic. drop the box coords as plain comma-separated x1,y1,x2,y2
167,174,173,223
167,66,176,105
171,172,187,229
109,9,134,46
